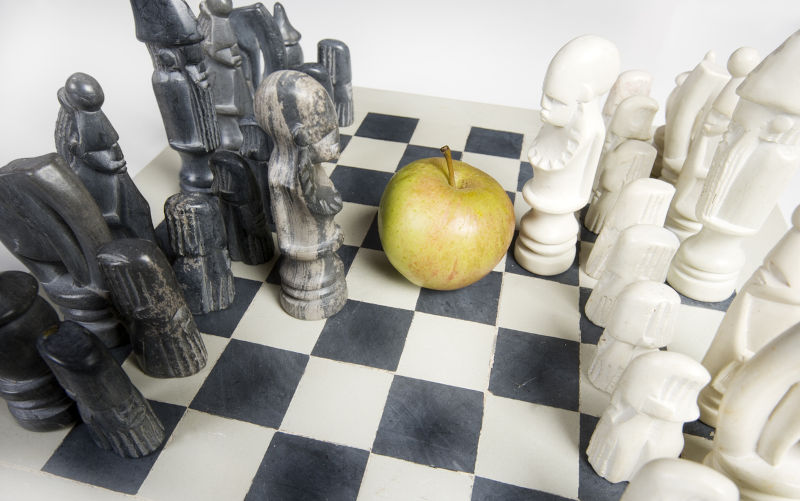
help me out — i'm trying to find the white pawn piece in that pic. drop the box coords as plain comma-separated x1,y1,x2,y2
584,178,674,278
620,458,740,501
668,30,800,302
660,51,728,185
588,281,680,394
698,205,800,427
585,95,659,234
704,322,800,501
587,351,710,483
585,224,679,327
515,35,620,276
601,69,653,126
665,47,761,241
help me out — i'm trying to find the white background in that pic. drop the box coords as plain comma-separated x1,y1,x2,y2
0,0,798,270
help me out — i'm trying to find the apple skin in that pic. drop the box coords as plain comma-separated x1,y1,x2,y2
378,156,515,290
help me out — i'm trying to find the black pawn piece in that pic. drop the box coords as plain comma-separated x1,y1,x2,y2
0,271,77,431
318,40,354,127
98,239,207,378
38,321,165,458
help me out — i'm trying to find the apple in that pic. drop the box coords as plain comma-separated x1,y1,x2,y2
378,146,515,290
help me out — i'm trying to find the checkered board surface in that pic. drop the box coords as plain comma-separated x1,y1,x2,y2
0,87,783,501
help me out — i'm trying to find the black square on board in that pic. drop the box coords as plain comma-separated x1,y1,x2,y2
193,277,263,338
579,287,604,345
505,232,580,287
329,165,394,207
471,476,573,501
190,339,307,428
397,144,462,171
415,271,503,325
373,375,484,473
42,400,185,495
245,432,369,501
518,161,533,191
465,127,524,159
312,300,413,371
579,413,628,501
354,112,419,143
360,213,383,251
490,328,579,411
678,290,736,312
339,133,352,153
683,418,715,440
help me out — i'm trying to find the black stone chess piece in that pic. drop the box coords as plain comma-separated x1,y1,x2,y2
210,150,274,264
97,239,207,378
318,39,354,127
55,72,157,244
165,192,236,314
38,321,165,458
255,70,347,320
0,153,127,347
0,271,77,431
129,0,221,193
273,2,303,69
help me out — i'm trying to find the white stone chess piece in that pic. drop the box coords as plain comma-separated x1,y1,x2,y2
665,47,761,241
704,322,800,501
668,30,800,302
584,178,674,279
585,95,659,234
588,281,680,394
515,35,620,276
585,224,680,327
660,51,728,185
697,205,800,427
620,458,740,501
602,69,653,126
587,351,710,483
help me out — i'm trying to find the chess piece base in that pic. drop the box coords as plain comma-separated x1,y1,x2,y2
667,258,738,303
514,210,578,276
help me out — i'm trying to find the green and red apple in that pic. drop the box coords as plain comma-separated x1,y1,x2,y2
378,147,515,290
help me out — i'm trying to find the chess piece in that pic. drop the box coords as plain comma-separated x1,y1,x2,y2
165,192,235,314
130,0,220,193
230,3,287,88
620,458,740,501
0,154,126,347
601,69,653,126
318,39,354,127
273,2,303,68
585,95,659,233
210,150,274,264
515,35,620,275
587,351,710,483
697,205,800,427
660,51,728,184
588,281,680,394
0,271,77,431
98,239,207,378
585,224,679,327
584,178,674,278
38,321,165,458
665,48,761,241
704,322,800,500
651,125,666,179
668,30,800,302
55,72,158,244
255,70,347,320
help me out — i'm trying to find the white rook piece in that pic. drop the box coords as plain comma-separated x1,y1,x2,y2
601,69,653,126
588,281,680,394
668,30,800,302
587,351,710,483
585,224,679,327
620,458,740,501
704,323,800,501
698,205,800,427
515,35,620,275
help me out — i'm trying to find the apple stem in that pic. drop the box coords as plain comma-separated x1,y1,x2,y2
440,145,455,187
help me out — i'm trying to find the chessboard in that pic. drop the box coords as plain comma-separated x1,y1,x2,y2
0,87,788,501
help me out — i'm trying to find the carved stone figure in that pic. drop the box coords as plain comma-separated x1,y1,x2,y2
620,458,740,501
55,72,157,243
318,39,354,127
255,70,347,320
273,2,303,68
601,69,653,126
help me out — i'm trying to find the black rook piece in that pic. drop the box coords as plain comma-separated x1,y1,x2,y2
318,39,354,127
165,192,236,314
255,70,347,320
0,153,127,347
55,72,157,244
0,271,77,431
38,321,165,458
98,239,207,378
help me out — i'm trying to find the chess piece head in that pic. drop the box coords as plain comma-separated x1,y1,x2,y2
62,72,104,112
737,30,800,117
606,281,680,348
273,2,302,67
607,95,658,142
727,47,760,79
205,0,232,16
130,0,203,46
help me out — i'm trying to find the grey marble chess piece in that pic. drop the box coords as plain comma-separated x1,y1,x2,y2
210,151,274,264
165,192,235,314
255,70,347,320
98,239,207,378
55,72,157,244
0,154,127,347
0,271,77,431
129,0,221,193
38,321,165,458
